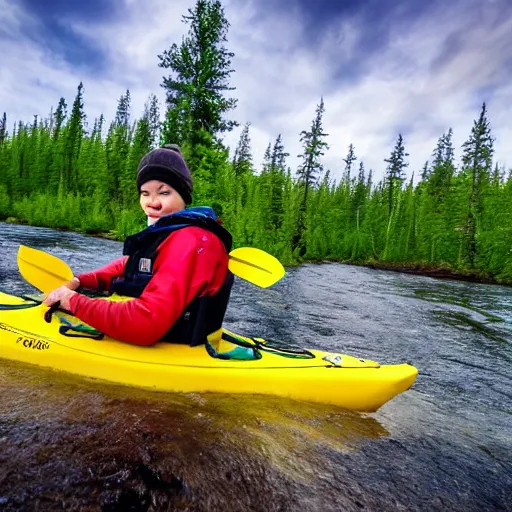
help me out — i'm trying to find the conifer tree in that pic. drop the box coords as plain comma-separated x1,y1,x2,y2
429,128,455,199
351,161,367,229
333,143,358,253
144,93,161,147
24,115,39,188
494,172,512,280
63,82,85,193
296,98,328,195
420,161,430,181
34,116,53,191
0,113,9,203
384,133,409,215
268,134,288,234
415,130,457,262
294,98,328,256
460,102,494,267
231,122,253,220
115,90,131,127
158,0,237,148
342,143,357,186
232,122,253,177
111,91,134,206
0,112,6,145
256,140,275,248
53,98,67,140
47,97,68,193
262,142,272,171
160,98,190,147
125,102,157,202
9,121,27,197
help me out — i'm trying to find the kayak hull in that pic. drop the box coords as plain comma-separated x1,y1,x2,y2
0,292,418,412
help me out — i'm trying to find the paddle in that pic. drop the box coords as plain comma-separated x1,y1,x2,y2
17,244,285,293
229,247,285,288
18,246,74,294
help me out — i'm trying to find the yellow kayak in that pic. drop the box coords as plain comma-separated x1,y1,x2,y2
0,291,418,411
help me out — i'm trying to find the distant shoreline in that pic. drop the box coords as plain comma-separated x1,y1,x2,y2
3,217,511,287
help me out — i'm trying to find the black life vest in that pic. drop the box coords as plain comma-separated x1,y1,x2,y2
110,207,233,346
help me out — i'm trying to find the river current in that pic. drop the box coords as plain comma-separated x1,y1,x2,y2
0,222,511,511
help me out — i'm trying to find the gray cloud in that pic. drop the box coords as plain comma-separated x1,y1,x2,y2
2,0,118,72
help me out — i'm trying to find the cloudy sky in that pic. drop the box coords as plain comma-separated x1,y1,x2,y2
1,0,511,182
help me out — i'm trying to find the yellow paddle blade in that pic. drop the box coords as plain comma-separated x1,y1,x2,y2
17,245,73,293
228,247,285,288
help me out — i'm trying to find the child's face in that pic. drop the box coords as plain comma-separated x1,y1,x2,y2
139,180,186,226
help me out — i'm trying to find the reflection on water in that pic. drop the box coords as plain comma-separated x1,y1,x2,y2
1,361,388,511
1,222,512,511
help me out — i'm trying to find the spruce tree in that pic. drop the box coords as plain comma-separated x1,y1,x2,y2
114,90,131,128
232,122,253,177
231,122,253,221
0,112,6,145
262,142,272,172
53,98,67,140
351,161,367,230
342,143,357,186
144,93,161,147
384,133,409,215
296,98,328,195
460,102,494,267
160,97,190,147
429,128,455,200
125,103,156,195
63,82,85,193
294,97,329,257
111,91,134,206
420,161,430,181
268,134,288,234
158,0,237,147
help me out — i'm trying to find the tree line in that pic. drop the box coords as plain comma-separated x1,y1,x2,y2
1,0,511,283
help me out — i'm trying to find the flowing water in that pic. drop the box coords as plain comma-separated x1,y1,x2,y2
0,222,511,511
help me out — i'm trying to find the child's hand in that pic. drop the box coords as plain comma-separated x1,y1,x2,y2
44,286,76,311
65,277,81,290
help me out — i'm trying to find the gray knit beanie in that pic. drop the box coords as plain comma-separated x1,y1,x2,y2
136,144,193,205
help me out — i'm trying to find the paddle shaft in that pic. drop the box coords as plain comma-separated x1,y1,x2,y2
18,245,285,292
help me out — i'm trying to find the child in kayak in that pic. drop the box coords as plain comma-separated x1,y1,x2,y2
43,145,233,346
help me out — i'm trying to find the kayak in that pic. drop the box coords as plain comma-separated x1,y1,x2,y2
0,291,418,412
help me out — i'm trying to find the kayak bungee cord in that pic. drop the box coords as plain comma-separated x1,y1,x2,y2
0,294,41,310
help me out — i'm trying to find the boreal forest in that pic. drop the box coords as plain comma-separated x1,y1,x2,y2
1,0,511,283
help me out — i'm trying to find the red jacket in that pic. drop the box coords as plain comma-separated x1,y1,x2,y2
68,227,229,345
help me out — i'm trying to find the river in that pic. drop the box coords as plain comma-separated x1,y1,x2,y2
0,222,511,511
